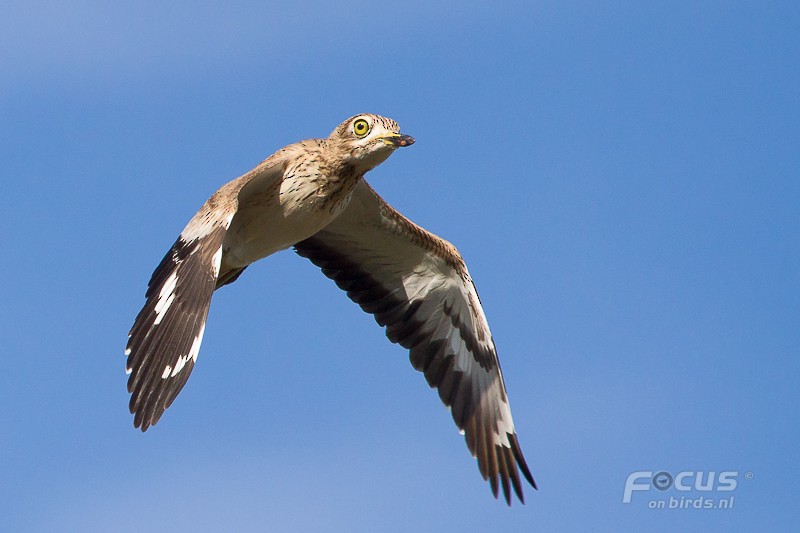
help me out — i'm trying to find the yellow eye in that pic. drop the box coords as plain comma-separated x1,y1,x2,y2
352,118,371,138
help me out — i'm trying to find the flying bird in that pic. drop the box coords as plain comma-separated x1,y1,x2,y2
125,114,536,504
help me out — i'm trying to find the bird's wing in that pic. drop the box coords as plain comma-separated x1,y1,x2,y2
294,179,536,504
126,160,284,430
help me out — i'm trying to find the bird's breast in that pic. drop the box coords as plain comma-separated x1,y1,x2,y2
222,169,360,267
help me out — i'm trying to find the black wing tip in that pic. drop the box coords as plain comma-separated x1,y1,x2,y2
128,369,185,433
509,432,538,491
129,398,153,431
130,399,165,432
485,433,537,506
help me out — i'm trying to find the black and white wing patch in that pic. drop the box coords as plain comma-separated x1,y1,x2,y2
294,180,536,504
126,207,234,430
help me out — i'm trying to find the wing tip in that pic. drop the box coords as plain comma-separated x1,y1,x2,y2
485,433,538,506
509,432,538,491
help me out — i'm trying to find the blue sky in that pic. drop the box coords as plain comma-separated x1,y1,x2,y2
2,1,798,531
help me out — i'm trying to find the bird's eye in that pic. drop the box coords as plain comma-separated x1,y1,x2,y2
352,118,371,138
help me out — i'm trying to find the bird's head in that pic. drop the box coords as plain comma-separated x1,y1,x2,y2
328,114,415,172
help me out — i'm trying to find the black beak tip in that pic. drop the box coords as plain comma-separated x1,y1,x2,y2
393,134,415,147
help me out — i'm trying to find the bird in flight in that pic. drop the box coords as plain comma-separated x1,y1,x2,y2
126,114,536,504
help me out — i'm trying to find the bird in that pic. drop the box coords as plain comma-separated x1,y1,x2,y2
125,113,537,504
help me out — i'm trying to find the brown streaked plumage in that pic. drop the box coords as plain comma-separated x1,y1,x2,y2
125,113,536,504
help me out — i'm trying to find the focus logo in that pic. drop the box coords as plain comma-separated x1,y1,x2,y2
622,471,738,503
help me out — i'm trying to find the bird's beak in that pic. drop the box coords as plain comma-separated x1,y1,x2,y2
382,133,415,147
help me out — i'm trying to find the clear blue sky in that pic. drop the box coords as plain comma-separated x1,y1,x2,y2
2,2,798,531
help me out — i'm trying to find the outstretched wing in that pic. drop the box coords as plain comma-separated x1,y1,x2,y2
294,180,536,504
125,204,234,430
126,158,284,430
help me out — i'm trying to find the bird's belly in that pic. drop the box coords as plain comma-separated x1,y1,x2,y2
223,189,352,267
